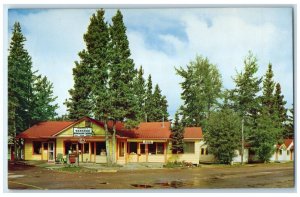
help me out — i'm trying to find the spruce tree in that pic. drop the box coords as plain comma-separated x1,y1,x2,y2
151,84,169,122
31,75,58,125
273,83,287,138
8,22,34,137
170,112,184,154
176,55,222,127
285,106,294,139
262,63,276,114
145,74,154,122
109,10,137,163
133,66,146,122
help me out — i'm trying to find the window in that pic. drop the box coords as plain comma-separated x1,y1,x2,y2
148,143,156,154
287,150,290,155
157,143,164,154
64,141,72,155
91,142,94,154
205,148,209,155
140,144,145,154
279,149,283,155
184,142,195,153
201,148,205,155
43,143,48,150
84,143,89,154
129,142,137,154
96,142,106,155
33,142,42,155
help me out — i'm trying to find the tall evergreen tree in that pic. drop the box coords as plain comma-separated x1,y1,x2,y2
151,84,169,122
285,106,294,139
31,75,59,125
262,63,276,114
273,83,288,138
64,10,111,119
250,105,280,162
133,66,147,122
170,112,184,154
8,22,34,137
145,74,154,122
176,55,222,127
109,10,137,163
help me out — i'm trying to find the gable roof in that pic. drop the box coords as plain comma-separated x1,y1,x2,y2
17,121,74,139
184,127,203,139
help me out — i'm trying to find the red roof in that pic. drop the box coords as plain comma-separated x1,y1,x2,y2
119,122,171,139
17,121,74,138
17,117,203,140
184,127,203,139
284,139,293,148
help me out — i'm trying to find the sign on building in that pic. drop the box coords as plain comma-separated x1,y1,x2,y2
73,128,92,136
142,140,153,144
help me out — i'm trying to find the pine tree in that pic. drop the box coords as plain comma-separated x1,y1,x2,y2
151,84,169,122
8,22,34,137
109,10,138,163
145,74,154,122
64,10,111,119
31,75,59,125
133,66,146,122
250,105,280,162
273,83,287,139
285,106,294,139
262,63,276,114
176,55,222,127
204,107,241,164
170,112,184,154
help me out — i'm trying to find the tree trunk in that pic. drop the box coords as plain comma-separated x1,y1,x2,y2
112,121,117,164
104,119,111,166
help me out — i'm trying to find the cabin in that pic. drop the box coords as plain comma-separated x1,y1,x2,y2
270,139,294,162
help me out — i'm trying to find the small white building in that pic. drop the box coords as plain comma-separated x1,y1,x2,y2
270,139,294,162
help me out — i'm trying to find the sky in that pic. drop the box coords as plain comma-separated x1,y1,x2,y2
7,7,294,120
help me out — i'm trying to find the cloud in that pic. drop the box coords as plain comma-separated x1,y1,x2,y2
7,8,294,119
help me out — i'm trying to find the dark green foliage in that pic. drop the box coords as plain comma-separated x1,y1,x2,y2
64,10,111,120
273,83,288,131
109,10,137,122
8,22,34,135
170,112,184,154
204,108,241,164
230,52,262,138
262,63,276,114
249,106,280,162
31,75,58,124
176,55,222,127
133,66,147,122
145,75,154,121
285,106,294,139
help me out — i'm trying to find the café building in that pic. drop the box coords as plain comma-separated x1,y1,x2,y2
17,117,203,164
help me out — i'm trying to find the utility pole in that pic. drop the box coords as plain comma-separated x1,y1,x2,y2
241,118,244,164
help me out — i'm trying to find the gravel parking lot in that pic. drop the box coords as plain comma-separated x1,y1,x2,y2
7,161,294,190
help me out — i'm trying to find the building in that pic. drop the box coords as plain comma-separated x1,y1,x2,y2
270,139,294,162
16,117,203,164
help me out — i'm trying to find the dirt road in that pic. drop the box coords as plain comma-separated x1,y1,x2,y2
7,162,294,190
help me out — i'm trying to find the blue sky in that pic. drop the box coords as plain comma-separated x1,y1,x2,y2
8,8,294,119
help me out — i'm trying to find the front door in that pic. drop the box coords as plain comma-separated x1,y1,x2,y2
48,142,55,162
